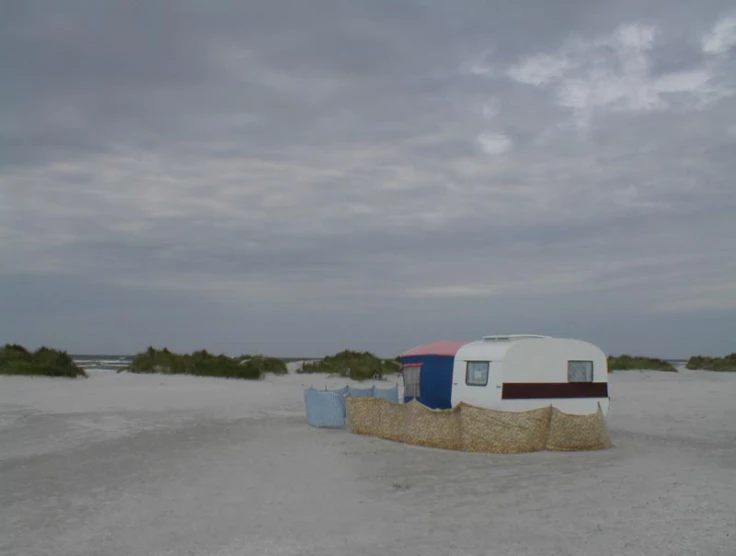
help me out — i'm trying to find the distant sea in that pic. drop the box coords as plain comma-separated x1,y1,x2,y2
72,355,134,372
666,359,688,367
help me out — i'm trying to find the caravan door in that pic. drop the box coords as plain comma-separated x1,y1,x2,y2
401,363,422,402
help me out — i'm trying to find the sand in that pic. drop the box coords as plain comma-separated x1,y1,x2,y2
1,368,735,556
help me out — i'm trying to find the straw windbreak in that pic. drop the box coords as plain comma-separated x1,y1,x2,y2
345,398,612,453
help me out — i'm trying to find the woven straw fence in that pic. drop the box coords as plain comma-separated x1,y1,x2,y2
459,403,552,454
546,405,612,451
345,397,383,436
345,397,611,453
377,399,408,442
404,400,463,450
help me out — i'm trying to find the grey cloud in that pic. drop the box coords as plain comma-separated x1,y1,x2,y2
0,0,592,166
648,40,709,75
1,1,735,357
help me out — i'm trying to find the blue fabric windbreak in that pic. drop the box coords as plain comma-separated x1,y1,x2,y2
347,386,374,398
372,386,399,403
400,354,455,410
303,389,347,428
303,384,401,428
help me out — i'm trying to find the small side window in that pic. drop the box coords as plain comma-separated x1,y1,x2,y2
466,361,490,386
568,360,593,382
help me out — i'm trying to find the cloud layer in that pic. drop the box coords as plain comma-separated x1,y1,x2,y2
1,2,735,357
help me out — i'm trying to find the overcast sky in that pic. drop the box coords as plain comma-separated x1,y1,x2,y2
2,1,735,358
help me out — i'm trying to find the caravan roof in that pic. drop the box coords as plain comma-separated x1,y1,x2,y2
456,334,555,362
400,341,468,358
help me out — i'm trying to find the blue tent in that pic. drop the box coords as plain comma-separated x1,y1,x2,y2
399,341,468,410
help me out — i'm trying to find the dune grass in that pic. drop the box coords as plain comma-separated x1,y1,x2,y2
607,355,677,372
237,354,289,375
297,349,401,381
0,344,87,378
124,347,287,379
686,354,736,372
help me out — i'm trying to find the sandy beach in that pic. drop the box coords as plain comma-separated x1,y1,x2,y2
1,368,735,556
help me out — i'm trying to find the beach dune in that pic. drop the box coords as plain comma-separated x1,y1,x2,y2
1,369,735,556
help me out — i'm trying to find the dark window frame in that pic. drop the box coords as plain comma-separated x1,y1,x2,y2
567,360,594,383
465,360,490,387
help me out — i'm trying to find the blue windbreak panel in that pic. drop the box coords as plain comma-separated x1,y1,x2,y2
303,389,347,428
347,386,374,398
372,386,400,403
400,354,455,410
303,385,401,427
347,385,399,401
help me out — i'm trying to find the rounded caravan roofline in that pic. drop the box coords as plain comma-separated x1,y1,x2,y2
482,334,552,342
401,335,552,358
457,334,558,362
456,335,606,365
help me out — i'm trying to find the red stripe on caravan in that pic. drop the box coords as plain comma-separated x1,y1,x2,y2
502,383,609,399
400,363,423,369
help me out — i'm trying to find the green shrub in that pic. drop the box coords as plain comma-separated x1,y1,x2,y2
125,348,288,380
298,349,400,381
128,346,192,374
607,355,677,372
0,344,87,378
686,354,736,372
237,355,288,375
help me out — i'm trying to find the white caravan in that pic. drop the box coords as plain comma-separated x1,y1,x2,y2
450,335,609,415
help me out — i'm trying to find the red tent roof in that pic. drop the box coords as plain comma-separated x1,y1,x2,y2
400,340,468,357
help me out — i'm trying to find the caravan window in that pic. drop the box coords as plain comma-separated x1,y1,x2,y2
568,360,593,382
402,365,421,398
466,361,489,386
